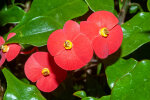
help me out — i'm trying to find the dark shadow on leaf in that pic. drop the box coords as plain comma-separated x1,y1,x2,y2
124,42,150,61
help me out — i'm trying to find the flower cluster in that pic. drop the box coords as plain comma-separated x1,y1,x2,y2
47,11,123,70
25,11,122,92
0,11,123,93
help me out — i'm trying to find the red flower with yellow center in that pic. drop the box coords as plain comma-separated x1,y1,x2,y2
24,52,67,92
80,11,123,59
0,33,21,67
47,20,93,70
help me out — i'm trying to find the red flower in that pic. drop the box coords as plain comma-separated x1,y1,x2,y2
80,11,123,59
24,52,67,92
47,20,93,70
0,33,21,66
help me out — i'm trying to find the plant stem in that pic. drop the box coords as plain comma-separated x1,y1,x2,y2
0,80,4,100
118,0,130,25
24,1,31,12
130,3,143,12
20,47,39,55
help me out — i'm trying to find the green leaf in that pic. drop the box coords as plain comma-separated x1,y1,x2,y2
82,97,98,100
111,60,150,100
106,58,137,89
73,90,87,98
98,95,110,100
2,68,46,100
0,6,25,26
121,12,150,57
85,0,114,12
129,5,138,14
21,78,30,84
6,0,88,46
148,0,150,11
97,63,102,75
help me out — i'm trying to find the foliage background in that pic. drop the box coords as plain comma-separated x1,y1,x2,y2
0,0,150,100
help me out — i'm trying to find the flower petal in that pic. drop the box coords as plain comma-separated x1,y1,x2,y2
80,21,99,41
47,29,66,56
6,44,21,61
93,36,109,59
54,50,85,70
87,11,119,30
24,52,44,82
0,51,6,67
36,76,59,92
63,20,80,40
7,33,16,40
73,34,93,65
0,36,5,46
48,53,67,83
107,25,123,54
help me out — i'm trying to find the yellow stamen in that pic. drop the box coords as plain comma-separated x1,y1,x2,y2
99,27,109,37
42,68,50,76
1,45,9,53
64,40,73,50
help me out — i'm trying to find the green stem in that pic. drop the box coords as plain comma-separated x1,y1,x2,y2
130,3,143,12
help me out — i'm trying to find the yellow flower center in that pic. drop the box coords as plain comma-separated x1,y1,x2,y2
42,68,50,76
99,27,109,37
64,40,73,50
1,45,9,53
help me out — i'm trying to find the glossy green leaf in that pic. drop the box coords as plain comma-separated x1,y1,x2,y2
111,60,150,100
121,12,150,57
98,95,110,100
85,0,114,12
73,90,87,98
129,5,138,14
148,0,150,11
106,58,137,89
82,97,98,100
6,0,88,46
2,68,46,100
0,6,25,26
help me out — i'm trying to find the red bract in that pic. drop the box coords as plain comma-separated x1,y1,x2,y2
80,11,123,59
24,52,67,92
47,20,93,70
0,33,21,67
